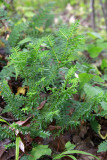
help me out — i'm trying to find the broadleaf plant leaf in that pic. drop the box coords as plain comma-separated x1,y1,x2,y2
65,141,76,150
28,145,51,160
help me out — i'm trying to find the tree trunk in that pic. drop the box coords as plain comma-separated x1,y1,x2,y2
90,0,96,30
100,0,107,33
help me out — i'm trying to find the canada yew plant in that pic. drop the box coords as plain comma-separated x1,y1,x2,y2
0,19,84,139
0,4,107,156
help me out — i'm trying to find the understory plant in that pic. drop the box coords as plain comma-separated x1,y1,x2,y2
0,20,84,140
53,141,100,160
20,142,100,160
0,16,106,139
0,3,107,159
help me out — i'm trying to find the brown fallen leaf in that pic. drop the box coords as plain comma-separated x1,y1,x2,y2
39,92,49,98
34,136,44,144
37,100,47,110
81,120,86,125
24,134,33,146
16,117,31,126
1,148,15,160
0,146,5,159
48,125,61,131
49,135,66,152
69,108,75,116
72,135,81,144
79,125,87,139
0,139,11,159
73,94,80,101
9,117,31,136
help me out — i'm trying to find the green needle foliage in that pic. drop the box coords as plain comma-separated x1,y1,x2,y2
0,4,106,156
0,20,84,140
